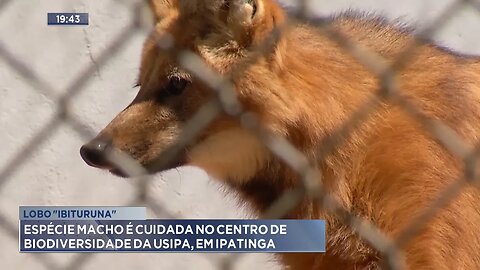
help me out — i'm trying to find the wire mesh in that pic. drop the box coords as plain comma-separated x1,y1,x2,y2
2,0,480,269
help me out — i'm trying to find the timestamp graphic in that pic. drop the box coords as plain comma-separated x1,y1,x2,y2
47,13,89,26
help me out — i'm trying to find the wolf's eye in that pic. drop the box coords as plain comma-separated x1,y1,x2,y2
166,77,188,96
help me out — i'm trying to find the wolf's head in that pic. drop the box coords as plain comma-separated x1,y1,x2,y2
80,0,299,183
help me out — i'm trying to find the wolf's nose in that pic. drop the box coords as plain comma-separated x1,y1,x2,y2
80,139,113,169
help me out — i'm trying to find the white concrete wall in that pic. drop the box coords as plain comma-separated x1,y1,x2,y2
1,0,479,269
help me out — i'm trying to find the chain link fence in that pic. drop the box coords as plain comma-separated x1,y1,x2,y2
2,0,480,269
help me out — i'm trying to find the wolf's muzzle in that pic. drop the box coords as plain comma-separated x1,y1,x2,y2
80,139,114,169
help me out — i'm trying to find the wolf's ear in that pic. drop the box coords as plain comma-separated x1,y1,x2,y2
227,0,260,28
226,0,285,46
178,0,285,46
149,0,174,21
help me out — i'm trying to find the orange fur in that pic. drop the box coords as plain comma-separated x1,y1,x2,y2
188,127,270,183
81,0,480,269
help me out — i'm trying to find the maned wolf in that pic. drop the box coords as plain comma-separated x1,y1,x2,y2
80,0,480,269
